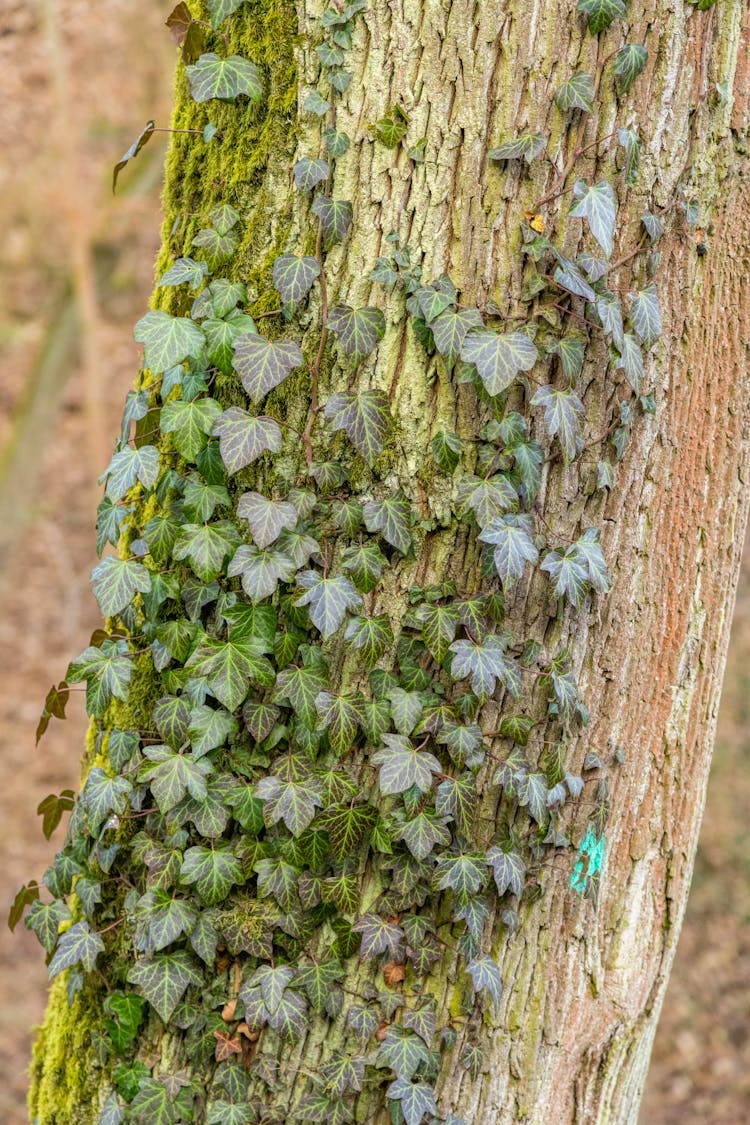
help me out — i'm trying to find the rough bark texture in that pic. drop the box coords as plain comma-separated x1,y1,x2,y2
29,0,750,1122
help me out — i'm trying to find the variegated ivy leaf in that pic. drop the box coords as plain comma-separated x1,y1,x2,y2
326,305,386,361
617,127,640,186
227,544,296,601
293,157,330,192
133,311,205,374
212,407,282,474
641,211,663,242
185,635,274,710
48,921,105,979
387,1077,438,1125
237,492,298,549
488,133,547,164
596,291,625,350
466,954,503,1008
615,332,644,393
67,640,133,717
569,179,617,258
192,226,239,264
295,571,362,637
158,257,209,289
514,769,549,825
398,813,451,861
578,251,609,282
186,52,263,103
315,691,366,753
160,397,222,461
341,542,386,592
437,722,485,768
415,602,459,663
541,548,589,606
387,687,425,736
478,512,539,586
311,195,353,247
613,43,647,94
554,71,595,113
486,847,525,897
547,336,585,379
206,0,248,27
577,0,626,34
629,284,662,349
344,615,393,667
323,390,390,462
91,556,151,617
376,1025,432,1079
233,332,304,400
362,494,412,555
272,254,320,305
449,635,522,698
371,733,442,795
457,474,518,526
351,914,405,960
461,328,538,396
572,527,611,592
431,307,484,361
173,521,241,581
530,384,586,462
434,852,486,900
552,256,596,302
255,775,323,836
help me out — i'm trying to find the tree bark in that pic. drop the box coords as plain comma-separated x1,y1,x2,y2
28,1,750,1123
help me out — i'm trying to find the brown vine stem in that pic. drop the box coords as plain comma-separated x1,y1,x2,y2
303,204,331,467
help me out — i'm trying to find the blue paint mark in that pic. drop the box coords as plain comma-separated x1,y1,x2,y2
570,825,606,894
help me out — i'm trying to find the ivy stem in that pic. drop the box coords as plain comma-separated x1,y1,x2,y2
303,213,330,466
96,917,125,937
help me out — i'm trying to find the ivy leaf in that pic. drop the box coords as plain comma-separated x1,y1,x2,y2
67,640,133,717
127,950,202,1021
129,1079,185,1125
133,311,204,374
554,72,595,113
435,773,476,838
461,328,538,396
324,390,390,462
135,891,197,954
341,543,386,593
615,333,644,393
173,521,241,581
212,407,281,474
371,734,442,795
363,495,412,555
373,113,408,148
256,775,323,835
457,474,518,527
344,615,393,667
158,257,210,289
488,134,547,164
570,179,617,258
141,747,211,812
274,658,329,727
237,492,298,549
186,52,263,103
160,398,222,461
613,44,647,93
573,528,611,592
376,1026,432,1079
311,196,353,247
317,804,378,861
327,305,386,361
466,954,503,1008
351,914,404,960
233,332,304,400
415,603,459,664
577,0,626,34
188,705,238,756
437,723,484,768
208,1101,256,1125
186,636,274,710
617,127,640,186
387,1077,438,1125
81,768,133,831
398,812,451,860
48,921,105,979
315,691,366,753
228,544,296,601
293,157,330,192
320,1051,365,1097
431,430,464,472
323,126,350,157
180,845,242,905
412,285,454,323
434,853,486,900
477,512,539,586
431,307,484,362
296,572,362,637
91,556,151,617
26,900,71,955
531,384,585,462
515,770,549,824
272,254,320,305
206,0,248,29
303,89,331,116
296,960,346,1011
449,635,521,698
629,284,662,349
548,336,585,379
112,120,155,193
552,257,597,302
104,445,160,501
541,549,589,607
486,847,525,896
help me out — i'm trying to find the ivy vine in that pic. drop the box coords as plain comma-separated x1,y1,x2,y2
13,1,709,1123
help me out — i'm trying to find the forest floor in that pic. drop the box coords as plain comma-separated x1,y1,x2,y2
0,1,748,1122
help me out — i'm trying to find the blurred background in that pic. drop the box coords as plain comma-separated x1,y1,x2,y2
0,2,747,1121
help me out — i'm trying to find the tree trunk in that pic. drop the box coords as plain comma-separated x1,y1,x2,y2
27,1,750,1123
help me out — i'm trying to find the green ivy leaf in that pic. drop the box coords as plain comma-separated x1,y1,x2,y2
431,307,484,361
488,133,547,164
135,891,197,954
67,640,133,717
274,657,329,727
186,52,263,103
296,571,362,637
188,705,238,756
629,283,662,349
315,690,366,753
486,847,525,896
256,775,323,835
180,845,242,905
326,305,386,361
371,734,442,795
48,920,105,979
294,157,330,192
478,512,539,586
186,635,274,710
112,120,155,194
295,959,345,1012
617,127,640,186
133,311,205,374
173,521,241,581
192,226,239,265
140,746,211,812
398,812,451,860
431,430,464,472
158,257,210,289
449,635,521,698
612,44,647,93
304,89,331,116
457,474,518,527
373,113,408,148
547,336,585,379
324,390,390,462
530,384,585,462
515,770,549,825
127,949,203,1021
466,954,503,1007
461,328,538,396
569,179,617,258
323,127,350,157
341,543,386,593
351,913,404,959
311,196,353,247
81,767,133,831
362,495,412,555
376,1025,432,1079
317,804,378,861
160,398,221,460
227,544,296,601
237,492,298,549
206,0,248,28
554,71,595,112
272,254,320,305
104,992,146,1053
387,1077,438,1125
91,556,151,617
26,900,71,954
344,615,393,667
434,853,486,900
541,548,589,606
233,332,304,400
435,773,476,838
577,0,626,34
212,408,282,475
208,1101,257,1125
615,332,644,393
103,444,160,501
